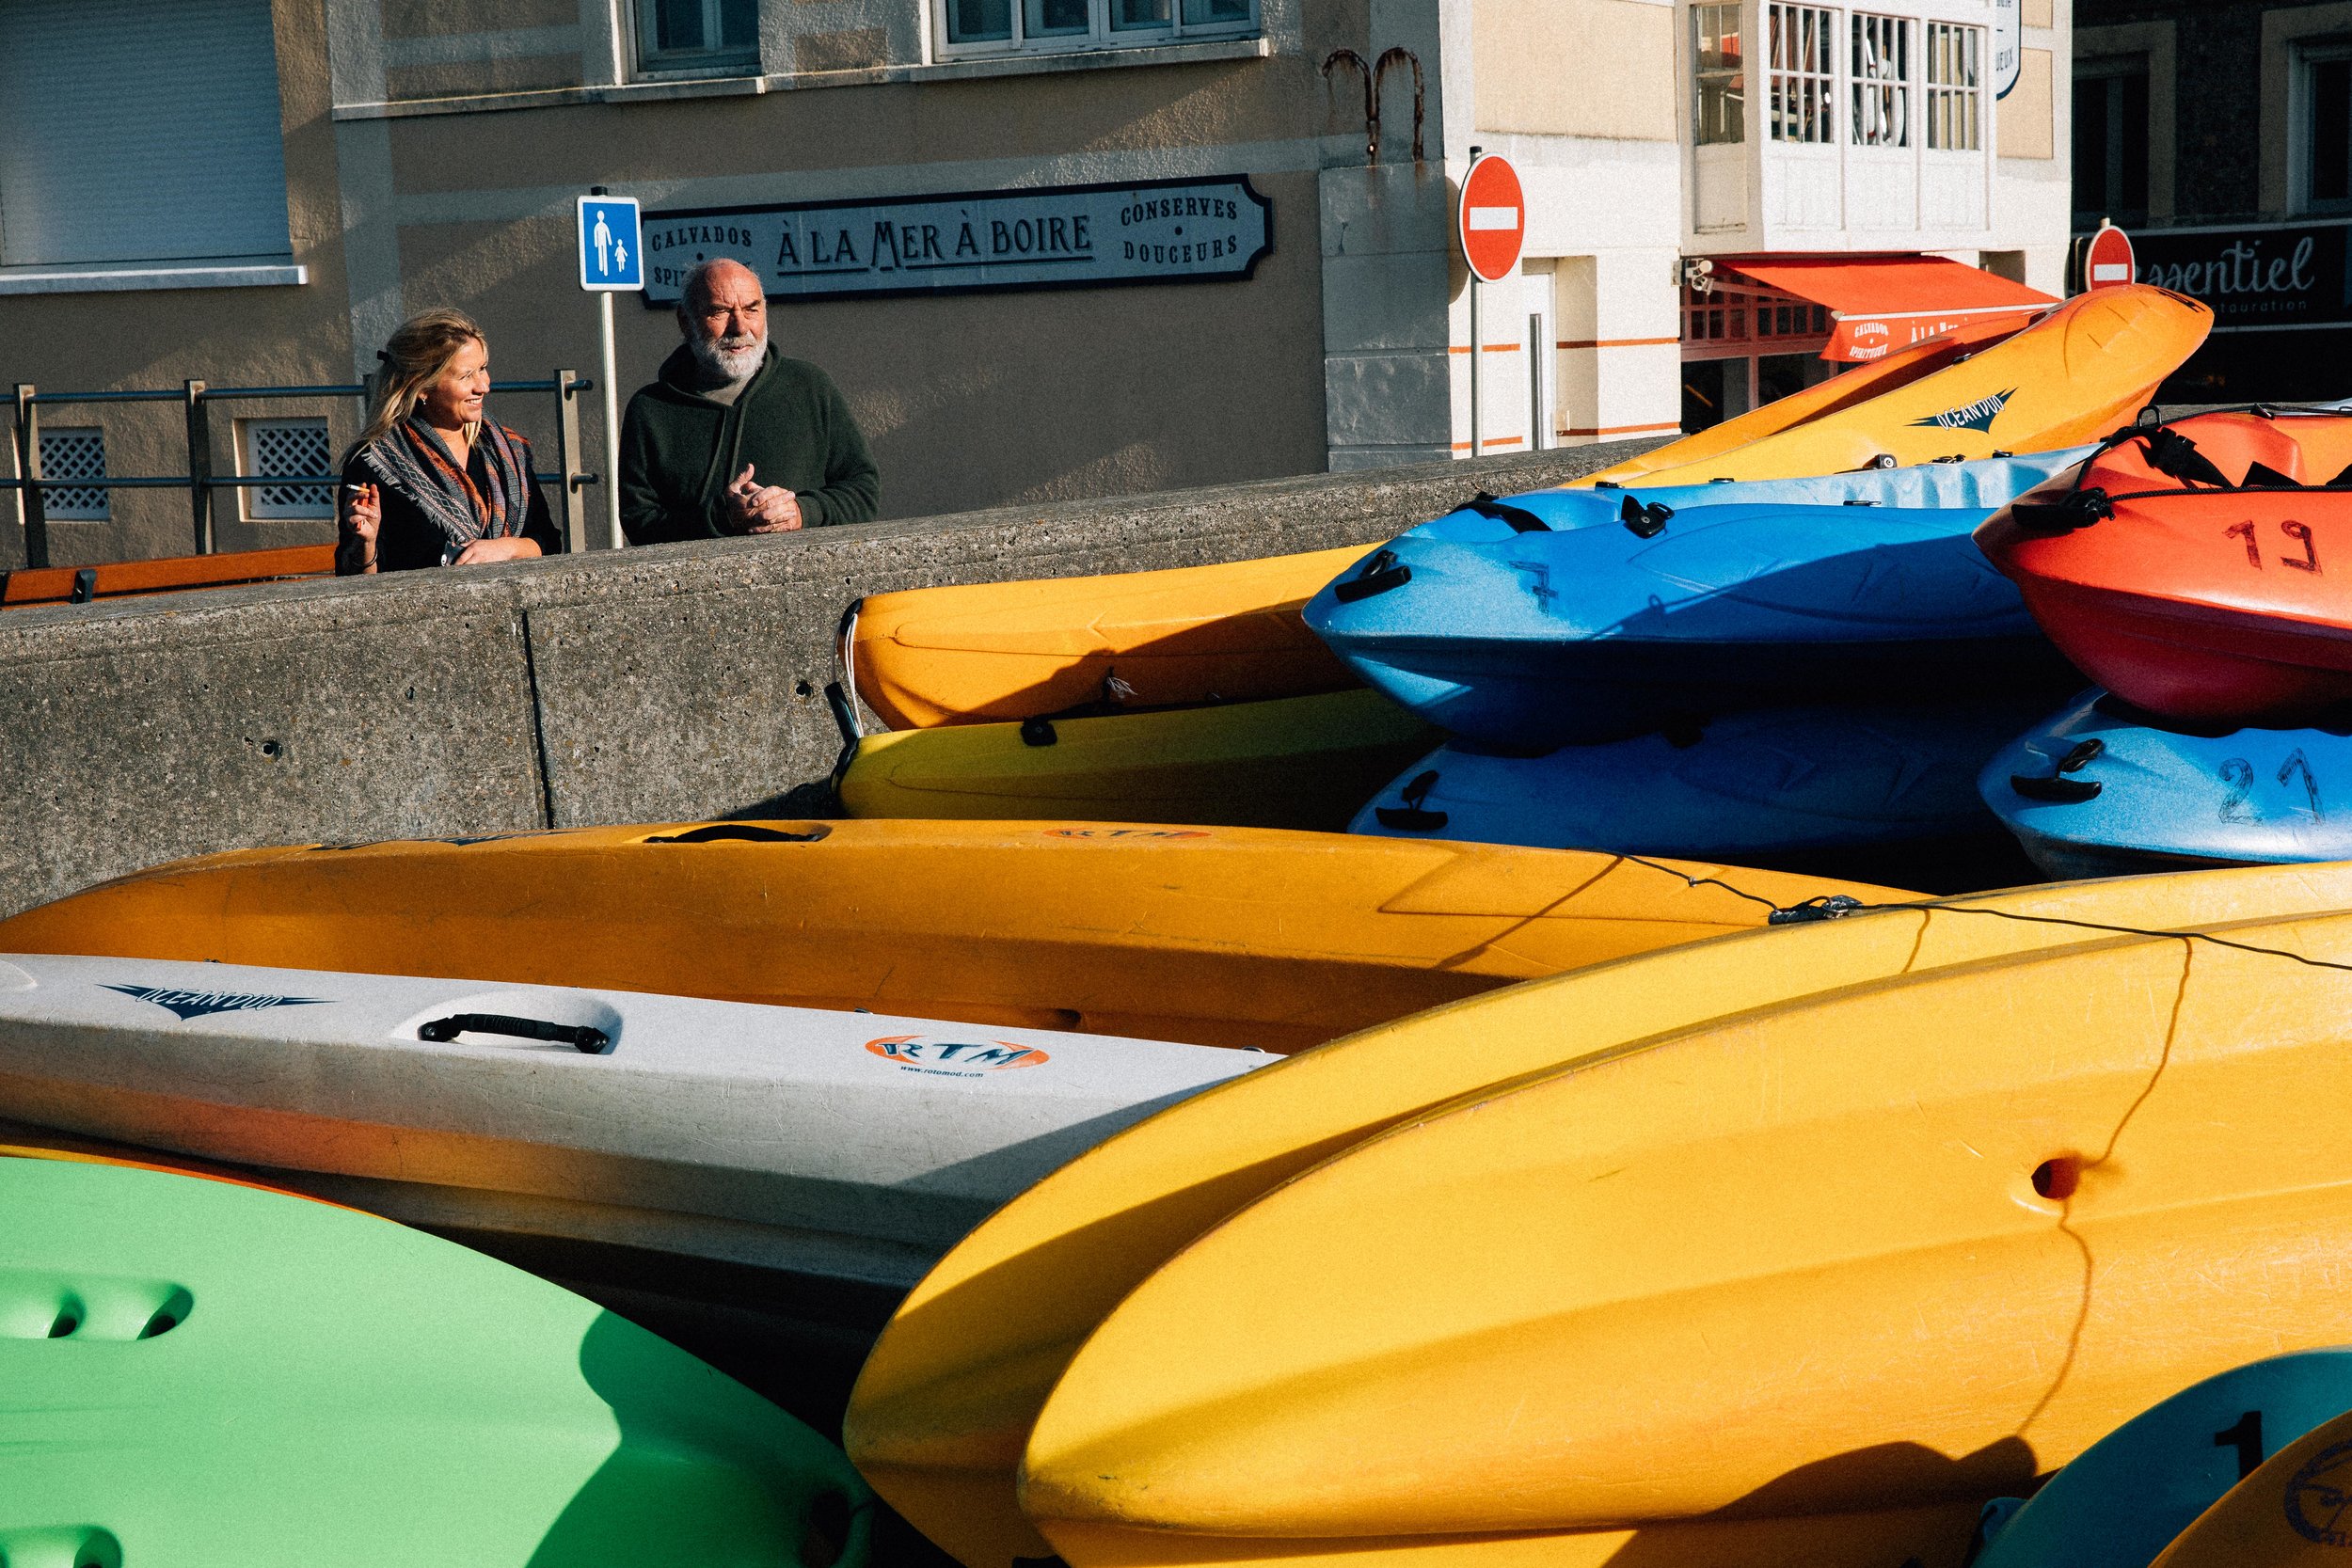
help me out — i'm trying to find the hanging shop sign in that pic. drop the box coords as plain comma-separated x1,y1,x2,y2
1991,0,2022,99
641,177,1273,305
2122,219,2352,331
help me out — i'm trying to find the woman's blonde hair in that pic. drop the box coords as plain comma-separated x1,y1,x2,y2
347,309,487,460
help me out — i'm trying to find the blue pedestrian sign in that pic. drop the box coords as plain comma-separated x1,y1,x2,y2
577,195,643,292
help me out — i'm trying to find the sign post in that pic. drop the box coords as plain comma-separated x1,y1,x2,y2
578,189,643,549
1457,151,1525,461
2084,221,2136,292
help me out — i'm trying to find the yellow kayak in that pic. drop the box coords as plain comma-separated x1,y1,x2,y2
2151,1404,2352,1567
844,549,1369,729
1575,315,2024,488
0,820,1903,1053
844,861,2352,1568
835,689,1440,832
1622,284,2210,485
1023,894,2352,1568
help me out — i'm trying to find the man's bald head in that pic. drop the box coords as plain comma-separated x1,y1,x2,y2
678,258,768,382
681,257,762,314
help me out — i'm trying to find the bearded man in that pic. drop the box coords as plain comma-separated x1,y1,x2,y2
617,257,880,543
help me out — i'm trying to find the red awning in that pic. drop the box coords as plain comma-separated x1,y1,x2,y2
1717,255,2059,362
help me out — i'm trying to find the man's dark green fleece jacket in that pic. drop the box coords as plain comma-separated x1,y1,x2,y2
618,345,881,542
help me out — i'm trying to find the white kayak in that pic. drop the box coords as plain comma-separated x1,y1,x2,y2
0,955,1268,1298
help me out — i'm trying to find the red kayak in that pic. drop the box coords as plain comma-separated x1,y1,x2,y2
1977,409,2352,723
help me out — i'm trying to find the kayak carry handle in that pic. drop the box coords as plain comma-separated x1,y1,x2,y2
1374,769,1449,831
2010,487,2114,534
2010,737,2106,804
1620,496,1671,539
1333,548,1412,603
2010,774,2102,803
1021,718,1058,747
1463,491,1551,533
418,1012,612,1053
2137,426,2233,488
644,823,830,845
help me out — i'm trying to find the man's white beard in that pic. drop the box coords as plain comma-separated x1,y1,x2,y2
691,330,765,382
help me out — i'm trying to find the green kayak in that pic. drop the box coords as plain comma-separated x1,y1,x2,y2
0,1155,872,1567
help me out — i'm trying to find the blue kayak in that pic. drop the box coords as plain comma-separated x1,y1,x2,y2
1971,1349,2352,1568
1409,448,2095,546
1305,500,2060,747
1982,689,2352,879
1350,699,2043,863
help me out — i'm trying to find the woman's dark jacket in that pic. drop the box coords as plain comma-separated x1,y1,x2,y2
338,426,563,574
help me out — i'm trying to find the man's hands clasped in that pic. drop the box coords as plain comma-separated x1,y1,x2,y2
725,464,803,533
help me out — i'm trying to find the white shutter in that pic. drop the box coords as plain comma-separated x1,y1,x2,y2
0,0,292,267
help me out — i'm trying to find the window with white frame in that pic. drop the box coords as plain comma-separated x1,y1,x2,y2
241,418,333,520
2299,39,2352,212
636,0,760,75
934,0,1255,57
1694,4,1745,145
1925,21,1982,150
1768,5,1836,144
36,429,107,520
1851,13,1912,148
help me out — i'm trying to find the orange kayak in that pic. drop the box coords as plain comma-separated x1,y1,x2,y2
1978,408,2352,724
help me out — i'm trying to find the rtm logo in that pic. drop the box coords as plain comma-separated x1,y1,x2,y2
1908,388,2015,433
100,984,329,1022
1042,828,1210,840
865,1036,1052,1076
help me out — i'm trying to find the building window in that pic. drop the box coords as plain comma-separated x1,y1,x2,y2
1681,280,1828,348
37,429,107,520
637,0,761,75
2301,40,2352,212
1851,14,1912,148
1694,4,1745,146
935,0,1254,55
1768,5,1836,144
241,419,333,520
1925,22,1982,150
2074,58,2150,225
0,0,291,271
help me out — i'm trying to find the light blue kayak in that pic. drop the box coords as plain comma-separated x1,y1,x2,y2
1983,689,2352,879
1972,1349,2352,1568
1305,500,2064,747
1350,697,2045,863
1409,448,2095,546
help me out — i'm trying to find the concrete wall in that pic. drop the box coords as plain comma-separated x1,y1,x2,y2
0,436,1661,920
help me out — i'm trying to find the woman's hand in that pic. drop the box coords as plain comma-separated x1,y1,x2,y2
338,483,381,574
451,535,544,567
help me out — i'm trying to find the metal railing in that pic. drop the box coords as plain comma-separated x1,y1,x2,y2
1,373,597,570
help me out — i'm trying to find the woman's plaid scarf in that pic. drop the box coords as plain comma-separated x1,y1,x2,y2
354,415,532,558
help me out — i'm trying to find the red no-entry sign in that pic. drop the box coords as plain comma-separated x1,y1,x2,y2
1459,153,1526,284
2085,223,2135,291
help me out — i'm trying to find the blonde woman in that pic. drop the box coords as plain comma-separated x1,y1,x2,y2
336,309,563,575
